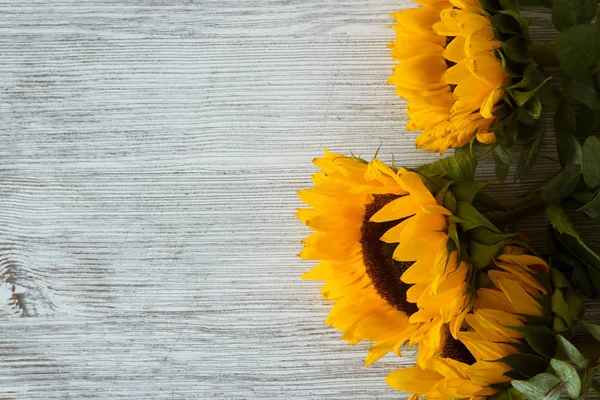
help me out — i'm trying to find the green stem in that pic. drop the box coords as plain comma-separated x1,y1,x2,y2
485,191,547,228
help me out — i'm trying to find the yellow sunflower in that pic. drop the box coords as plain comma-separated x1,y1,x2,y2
389,0,507,153
386,248,550,399
297,149,468,365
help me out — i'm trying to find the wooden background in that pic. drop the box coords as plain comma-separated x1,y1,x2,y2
0,1,592,399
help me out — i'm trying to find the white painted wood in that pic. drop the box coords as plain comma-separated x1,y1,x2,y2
0,1,596,398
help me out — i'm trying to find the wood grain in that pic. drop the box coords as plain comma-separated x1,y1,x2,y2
0,1,595,398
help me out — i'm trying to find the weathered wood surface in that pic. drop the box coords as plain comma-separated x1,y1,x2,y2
0,1,595,398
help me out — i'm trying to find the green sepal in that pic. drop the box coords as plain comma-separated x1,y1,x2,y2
551,268,571,289
419,151,478,182
471,226,517,245
455,201,501,232
452,182,490,203
500,353,550,378
505,325,557,358
510,77,552,107
470,240,505,270
496,48,527,77
554,315,570,333
565,291,585,322
448,222,460,255
502,37,530,63
497,10,533,43
551,289,574,328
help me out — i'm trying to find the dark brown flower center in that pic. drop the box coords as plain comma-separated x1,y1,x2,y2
441,335,476,365
360,194,418,315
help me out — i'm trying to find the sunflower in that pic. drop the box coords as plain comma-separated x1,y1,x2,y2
297,149,467,365
389,0,507,153
386,248,550,399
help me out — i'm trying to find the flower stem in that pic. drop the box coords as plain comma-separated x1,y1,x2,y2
485,191,547,228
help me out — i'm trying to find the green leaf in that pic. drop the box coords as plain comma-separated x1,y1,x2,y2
512,379,558,400
583,322,600,342
582,136,600,188
456,201,501,232
513,375,563,400
550,358,581,398
452,182,490,203
419,151,478,182
541,165,582,202
554,102,583,167
576,106,598,136
557,24,600,80
500,353,549,378
546,204,579,237
547,204,600,277
470,240,505,270
506,325,557,358
511,380,546,400
529,373,563,400
555,335,587,368
552,0,597,31
578,189,600,219
563,79,600,110
551,290,573,328
515,130,544,181
436,181,458,215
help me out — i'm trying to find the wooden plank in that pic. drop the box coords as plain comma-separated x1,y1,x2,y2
0,1,595,398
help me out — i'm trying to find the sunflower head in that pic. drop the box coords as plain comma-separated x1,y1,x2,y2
297,150,493,366
389,0,549,159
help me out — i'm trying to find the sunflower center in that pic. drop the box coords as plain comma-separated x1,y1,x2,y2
360,194,418,315
441,336,476,365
